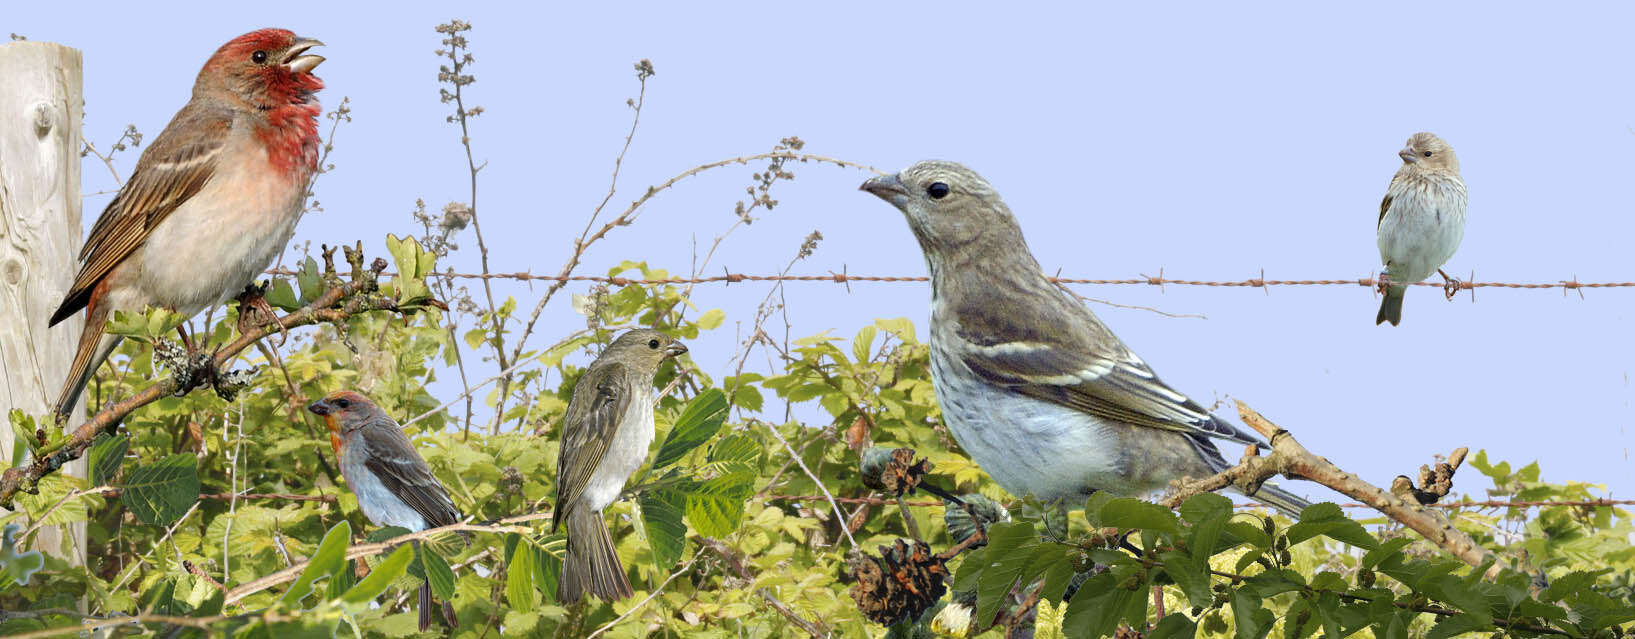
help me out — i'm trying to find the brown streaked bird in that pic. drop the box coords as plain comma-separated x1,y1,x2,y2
553,329,687,604
309,391,459,631
1375,132,1467,326
861,160,1311,516
49,29,325,418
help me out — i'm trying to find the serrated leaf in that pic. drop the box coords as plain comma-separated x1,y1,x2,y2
1097,497,1182,537
89,433,128,485
120,453,200,526
976,522,1039,624
423,547,455,601
684,472,755,537
852,325,877,363
507,536,537,613
341,543,413,605
640,487,686,571
653,388,728,469
282,520,350,608
1232,590,1275,639
1062,572,1143,639
708,433,760,474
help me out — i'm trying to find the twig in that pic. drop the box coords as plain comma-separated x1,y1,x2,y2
753,418,857,549
584,557,700,639
700,538,827,638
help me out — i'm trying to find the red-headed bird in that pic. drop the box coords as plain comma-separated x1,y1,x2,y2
309,391,459,631
50,29,325,418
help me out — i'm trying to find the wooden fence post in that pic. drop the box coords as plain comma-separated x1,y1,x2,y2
0,40,88,569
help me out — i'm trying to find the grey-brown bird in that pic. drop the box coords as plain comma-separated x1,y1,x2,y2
308,390,459,631
553,329,687,604
1375,132,1467,326
861,160,1310,516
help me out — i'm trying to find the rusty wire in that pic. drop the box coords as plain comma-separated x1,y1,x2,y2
761,494,1635,510
266,268,1634,293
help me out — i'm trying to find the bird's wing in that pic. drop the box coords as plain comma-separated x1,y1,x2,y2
950,305,1263,449
1378,193,1393,228
360,420,461,528
552,361,632,532
51,107,230,324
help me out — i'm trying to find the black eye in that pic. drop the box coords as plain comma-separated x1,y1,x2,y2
335,398,350,409
927,182,950,200
251,50,268,64
1422,151,1432,157
648,339,660,349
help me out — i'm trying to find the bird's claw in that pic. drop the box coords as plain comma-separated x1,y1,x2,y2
1437,269,1462,301
236,281,287,346
1375,272,1394,296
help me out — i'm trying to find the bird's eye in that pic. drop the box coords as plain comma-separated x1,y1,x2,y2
648,339,660,349
927,182,950,200
1422,151,1432,157
251,50,268,64
335,398,350,409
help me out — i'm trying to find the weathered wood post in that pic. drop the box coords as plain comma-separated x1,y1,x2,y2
0,40,88,568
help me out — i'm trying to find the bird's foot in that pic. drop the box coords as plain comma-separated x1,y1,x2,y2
236,281,287,346
1437,269,1462,301
1375,272,1394,296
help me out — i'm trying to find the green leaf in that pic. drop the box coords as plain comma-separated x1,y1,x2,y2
507,535,537,613
89,433,128,485
696,308,726,330
327,558,357,601
341,543,413,605
1149,613,1199,639
852,325,878,363
1426,613,1488,639
652,388,728,469
141,576,187,616
1062,571,1144,639
265,277,301,311
1096,498,1182,537
120,453,200,526
1285,503,1376,549
295,256,324,304
7,411,35,459
1361,537,1413,569
1231,590,1275,639
708,433,760,474
423,547,456,601
640,487,687,572
1160,551,1212,608
282,520,350,608
0,524,44,588
536,535,565,603
683,472,755,537
975,522,1039,624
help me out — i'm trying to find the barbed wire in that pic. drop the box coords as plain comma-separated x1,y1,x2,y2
265,268,1635,293
760,494,1635,510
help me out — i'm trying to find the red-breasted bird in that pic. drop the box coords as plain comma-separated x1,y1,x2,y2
50,29,326,418
309,391,458,631
553,329,687,604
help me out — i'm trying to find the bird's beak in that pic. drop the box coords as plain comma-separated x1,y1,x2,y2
307,399,332,416
860,174,910,208
664,342,689,358
283,37,325,74
1398,147,1417,163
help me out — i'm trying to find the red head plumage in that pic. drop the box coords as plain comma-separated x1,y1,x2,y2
197,28,325,175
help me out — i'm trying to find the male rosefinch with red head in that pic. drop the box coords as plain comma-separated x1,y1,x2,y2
554,329,688,604
49,28,326,417
1375,132,1467,326
309,391,459,631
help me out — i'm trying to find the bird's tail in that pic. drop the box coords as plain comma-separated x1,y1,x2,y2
1239,483,1312,519
55,302,119,419
416,581,458,631
1375,286,1405,326
559,507,632,604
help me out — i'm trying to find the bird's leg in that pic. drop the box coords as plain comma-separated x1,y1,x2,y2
175,323,195,352
1375,271,1394,296
1437,269,1462,301
235,280,287,346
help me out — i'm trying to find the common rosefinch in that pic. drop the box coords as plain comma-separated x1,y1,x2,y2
49,29,326,417
1375,132,1467,326
553,329,687,604
308,391,459,631
862,161,1310,515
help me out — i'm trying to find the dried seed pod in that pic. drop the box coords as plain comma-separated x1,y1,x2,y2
849,539,950,627
860,447,933,497
944,493,1008,548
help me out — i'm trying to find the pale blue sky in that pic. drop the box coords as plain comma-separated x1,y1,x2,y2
12,2,1635,502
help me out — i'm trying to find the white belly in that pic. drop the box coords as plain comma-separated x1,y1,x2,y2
928,345,1128,501
578,388,656,513
1378,178,1466,283
137,133,307,316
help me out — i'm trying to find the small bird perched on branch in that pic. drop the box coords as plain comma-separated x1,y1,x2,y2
861,160,1310,516
554,329,688,604
309,391,459,631
1375,132,1467,326
49,28,327,418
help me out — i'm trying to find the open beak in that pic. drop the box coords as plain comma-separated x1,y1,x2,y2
283,37,325,74
664,342,689,358
1398,147,1417,163
306,399,332,416
860,174,910,208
